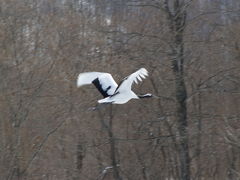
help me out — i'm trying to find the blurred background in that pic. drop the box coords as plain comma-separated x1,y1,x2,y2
0,0,240,179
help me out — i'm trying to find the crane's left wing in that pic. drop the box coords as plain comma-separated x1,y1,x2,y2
77,72,118,97
115,68,148,93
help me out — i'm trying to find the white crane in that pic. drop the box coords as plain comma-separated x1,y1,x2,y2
77,68,152,104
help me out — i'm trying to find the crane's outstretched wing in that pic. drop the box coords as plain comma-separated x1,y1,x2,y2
115,68,148,93
77,72,118,97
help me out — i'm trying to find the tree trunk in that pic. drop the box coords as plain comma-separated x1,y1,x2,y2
175,70,190,180
108,105,122,180
164,0,191,179
97,105,122,180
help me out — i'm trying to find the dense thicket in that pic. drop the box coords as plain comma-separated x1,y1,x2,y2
0,0,240,180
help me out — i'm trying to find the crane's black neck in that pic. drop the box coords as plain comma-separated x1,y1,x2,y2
138,93,152,98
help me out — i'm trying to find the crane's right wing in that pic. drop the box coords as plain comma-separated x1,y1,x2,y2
77,72,118,97
115,68,148,93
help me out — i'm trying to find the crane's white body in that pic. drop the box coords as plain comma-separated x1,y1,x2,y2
98,90,139,104
77,68,150,104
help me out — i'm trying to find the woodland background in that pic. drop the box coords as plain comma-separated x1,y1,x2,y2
0,0,240,180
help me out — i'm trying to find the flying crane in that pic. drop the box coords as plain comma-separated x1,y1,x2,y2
77,68,152,104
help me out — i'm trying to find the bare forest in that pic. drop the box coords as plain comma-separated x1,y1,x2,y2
0,0,240,180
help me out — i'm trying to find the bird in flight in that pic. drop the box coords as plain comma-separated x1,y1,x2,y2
77,68,152,104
